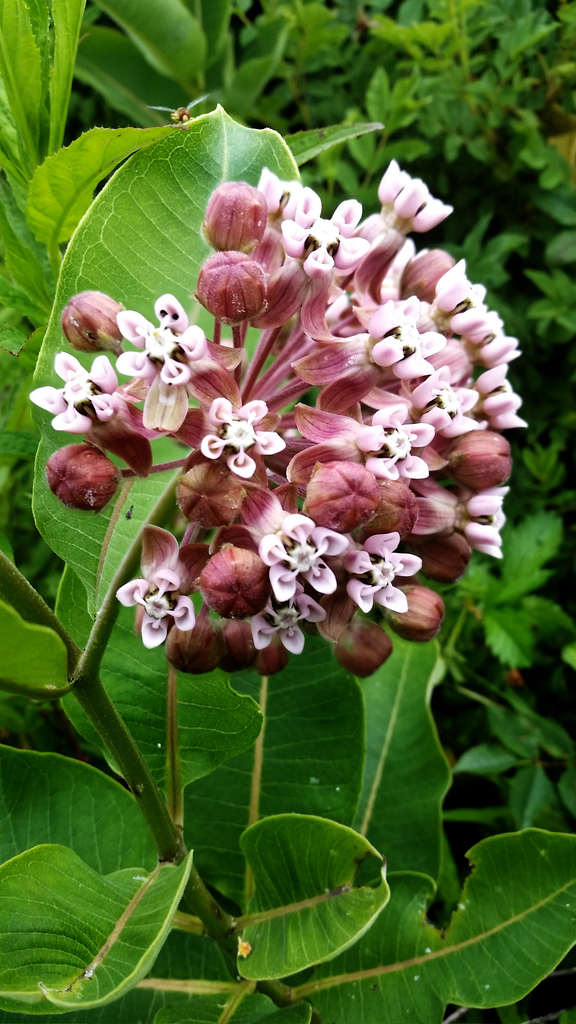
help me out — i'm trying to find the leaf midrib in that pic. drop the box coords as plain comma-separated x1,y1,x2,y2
359,652,411,836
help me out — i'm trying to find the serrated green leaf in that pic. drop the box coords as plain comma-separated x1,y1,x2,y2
488,704,540,759
26,125,176,246
237,814,389,979
286,122,384,166
0,746,155,872
353,639,450,881
453,743,518,775
91,0,206,86
295,832,576,1022
32,109,298,612
483,609,535,668
49,0,85,154
0,200,53,314
0,845,192,1013
0,598,71,699
510,766,557,829
495,513,563,604
75,27,186,128
184,640,365,908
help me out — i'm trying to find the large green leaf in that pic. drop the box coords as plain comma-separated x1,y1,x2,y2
286,122,384,166
0,0,47,174
184,639,365,907
0,599,71,699
292,830,576,1022
57,567,262,790
0,746,155,872
238,814,389,979
32,108,298,612
353,639,450,880
48,0,85,154
0,846,192,1013
155,993,312,1022
91,0,206,87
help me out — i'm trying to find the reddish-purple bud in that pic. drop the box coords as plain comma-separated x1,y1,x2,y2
200,546,271,619
387,585,445,642
177,457,247,527
196,251,267,325
166,615,226,674
413,533,471,583
61,291,124,354
318,589,356,642
203,182,268,253
400,250,456,303
46,444,121,511
304,462,379,533
447,430,512,491
220,619,257,672
362,479,418,540
255,634,289,676
335,620,393,677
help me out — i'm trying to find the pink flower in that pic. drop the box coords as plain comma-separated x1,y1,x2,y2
474,366,527,430
366,298,446,379
410,367,479,437
464,487,508,558
251,583,326,654
281,199,370,277
116,526,202,648
377,160,453,233
356,406,435,481
200,397,285,478
345,532,422,613
30,353,119,433
259,512,349,602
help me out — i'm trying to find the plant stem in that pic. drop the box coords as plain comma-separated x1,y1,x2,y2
0,550,80,673
122,459,186,478
241,326,282,400
166,663,183,829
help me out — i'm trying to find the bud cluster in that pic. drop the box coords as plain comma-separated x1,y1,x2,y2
32,163,524,675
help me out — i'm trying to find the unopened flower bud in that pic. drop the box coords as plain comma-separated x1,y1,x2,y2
387,585,444,641
362,479,418,540
304,462,379,533
166,615,226,674
200,546,271,619
255,633,289,676
196,251,267,325
447,431,512,491
220,619,257,672
335,620,392,677
413,533,471,583
61,291,124,354
46,444,121,511
203,182,268,253
177,458,246,527
400,250,456,303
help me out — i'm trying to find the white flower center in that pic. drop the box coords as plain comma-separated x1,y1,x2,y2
368,555,396,588
306,218,340,255
427,387,460,419
145,327,179,363
63,371,97,407
143,590,174,620
283,538,319,573
378,427,412,461
271,603,301,629
221,418,258,451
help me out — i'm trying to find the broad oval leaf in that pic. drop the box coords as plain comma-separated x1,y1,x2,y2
31,108,298,614
0,746,156,872
286,122,384,166
0,598,71,699
237,814,389,979
155,992,313,1022
353,639,450,880
0,845,192,1013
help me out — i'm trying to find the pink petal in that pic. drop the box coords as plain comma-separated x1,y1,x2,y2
294,187,322,228
30,386,67,415
172,595,196,631
278,624,305,654
296,594,326,623
302,562,337,594
254,431,286,456
269,563,299,602
116,350,156,380
395,553,422,576
251,613,276,650
142,526,180,579
333,237,370,271
155,294,189,333
227,450,257,478
51,408,92,433
179,326,208,362
160,358,191,386
54,352,83,380
117,310,153,344
374,585,408,613
281,220,308,258
364,533,400,556
346,578,375,613
90,355,118,394
332,199,363,237
141,616,169,648
117,579,148,606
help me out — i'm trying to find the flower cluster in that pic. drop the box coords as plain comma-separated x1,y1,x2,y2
32,162,524,675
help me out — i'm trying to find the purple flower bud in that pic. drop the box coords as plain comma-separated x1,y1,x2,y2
177,457,247,527
387,584,445,641
196,251,267,325
361,479,418,541
166,615,226,674
413,533,471,583
447,430,512,491
220,619,257,671
46,443,121,511
255,633,289,676
400,250,456,303
200,546,271,618
61,291,124,355
304,462,379,534
203,182,268,253
335,620,393,677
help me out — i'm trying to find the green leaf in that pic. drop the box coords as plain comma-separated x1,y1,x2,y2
0,431,38,459
91,0,206,87
488,704,540,759
559,766,576,818
0,598,71,699
155,993,312,1022
26,125,176,247
353,639,450,881
509,766,558,829
223,43,288,120
184,640,365,907
483,609,535,668
0,845,192,1013
49,0,85,154
495,513,563,604
238,814,389,979
295,831,576,1022
453,744,518,775
32,108,297,612
75,27,186,128
562,641,576,671
60,602,262,791
545,229,576,266
197,0,231,67
0,198,53,312
286,122,384,166
0,0,47,173
0,746,155,872
505,691,574,759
